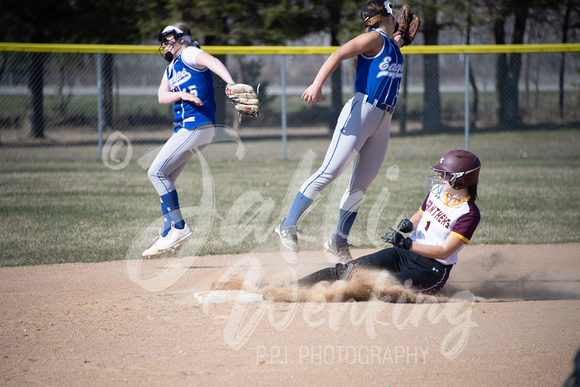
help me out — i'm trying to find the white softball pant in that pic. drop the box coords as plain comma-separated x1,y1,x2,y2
300,92,392,212
148,123,215,195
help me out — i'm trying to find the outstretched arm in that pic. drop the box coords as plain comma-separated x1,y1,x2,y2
302,31,384,104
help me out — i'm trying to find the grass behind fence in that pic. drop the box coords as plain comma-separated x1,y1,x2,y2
0,129,579,267
2,88,578,130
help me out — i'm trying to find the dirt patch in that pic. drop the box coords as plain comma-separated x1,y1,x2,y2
1,244,579,386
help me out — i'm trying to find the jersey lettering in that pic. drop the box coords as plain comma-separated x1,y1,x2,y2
170,68,192,89
377,57,404,79
187,85,198,96
424,199,451,229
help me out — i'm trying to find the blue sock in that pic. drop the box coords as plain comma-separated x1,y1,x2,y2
334,209,358,244
161,190,185,230
283,192,313,227
160,199,172,237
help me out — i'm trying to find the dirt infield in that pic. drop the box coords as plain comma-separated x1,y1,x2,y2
1,244,579,386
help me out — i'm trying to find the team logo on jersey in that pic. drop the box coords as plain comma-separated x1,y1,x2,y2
170,67,192,88
377,57,403,79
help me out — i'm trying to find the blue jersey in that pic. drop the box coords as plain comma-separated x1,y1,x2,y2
163,46,215,131
354,29,404,108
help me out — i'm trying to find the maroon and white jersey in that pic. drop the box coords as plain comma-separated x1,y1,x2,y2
411,188,481,265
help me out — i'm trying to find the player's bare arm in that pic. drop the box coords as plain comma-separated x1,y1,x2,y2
195,51,235,85
410,234,466,260
302,32,383,104
409,210,422,230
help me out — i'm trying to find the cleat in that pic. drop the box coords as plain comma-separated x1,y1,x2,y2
275,219,300,252
142,230,169,258
156,223,193,253
324,238,354,262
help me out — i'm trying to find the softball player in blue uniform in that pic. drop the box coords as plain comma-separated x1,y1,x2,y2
143,22,236,258
276,0,405,260
296,150,482,294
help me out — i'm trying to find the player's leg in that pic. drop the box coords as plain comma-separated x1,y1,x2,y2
283,134,360,227
277,96,364,251
391,266,451,294
148,123,214,193
297,98,367,201
296,261,354,287
144,124,214,256
326,105,392,259
392,254,452,293
296,246,401,287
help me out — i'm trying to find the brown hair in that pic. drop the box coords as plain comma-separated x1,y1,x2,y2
170,21,191,39
361,0,388,32
468,185,478,202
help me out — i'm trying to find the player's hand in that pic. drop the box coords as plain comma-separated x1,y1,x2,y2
302,84,322,104
397,218,414,233
381,228,412,249
180,91,204,106
393,34,404,48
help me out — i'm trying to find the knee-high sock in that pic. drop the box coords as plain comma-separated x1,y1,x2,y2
334,209,358,244
283,192,313,227
160,200,172,237
160,190,185,230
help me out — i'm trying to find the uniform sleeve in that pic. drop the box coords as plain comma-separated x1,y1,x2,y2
419,193,430,214
450,201,481,243
181,46,203,68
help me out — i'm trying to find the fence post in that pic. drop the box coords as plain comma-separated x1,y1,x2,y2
464,53,470,151
97,53,104,160
281,54,287,160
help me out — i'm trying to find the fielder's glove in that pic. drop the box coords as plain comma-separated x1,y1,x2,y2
381,228,412,250
397,218,414,233
393,3,421,46
225,83,260,122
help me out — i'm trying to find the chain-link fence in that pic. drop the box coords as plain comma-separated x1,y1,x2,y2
0,44,579,161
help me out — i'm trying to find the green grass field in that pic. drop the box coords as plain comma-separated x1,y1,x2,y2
1,129,579,267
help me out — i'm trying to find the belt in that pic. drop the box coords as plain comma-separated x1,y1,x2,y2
374,101,395,115
360,93,395,115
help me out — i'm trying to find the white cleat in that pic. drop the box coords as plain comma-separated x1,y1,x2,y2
156,223,193,253
142,230,168,258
